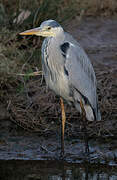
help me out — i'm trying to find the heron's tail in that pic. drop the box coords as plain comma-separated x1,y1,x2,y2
84,105,94,121
84,104,101,121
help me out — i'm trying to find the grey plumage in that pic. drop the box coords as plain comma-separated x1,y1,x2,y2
40,19,61,28
41,20,101,121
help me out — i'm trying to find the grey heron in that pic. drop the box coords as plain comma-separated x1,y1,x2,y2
20,19,101,157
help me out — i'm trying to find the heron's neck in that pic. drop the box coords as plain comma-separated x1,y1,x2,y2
51,31,65,45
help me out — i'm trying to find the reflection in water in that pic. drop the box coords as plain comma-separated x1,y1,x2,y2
0,160,117,180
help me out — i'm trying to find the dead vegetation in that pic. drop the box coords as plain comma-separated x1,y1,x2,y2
8,61,117,137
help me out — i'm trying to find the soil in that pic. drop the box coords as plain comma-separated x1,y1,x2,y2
0,17,117,164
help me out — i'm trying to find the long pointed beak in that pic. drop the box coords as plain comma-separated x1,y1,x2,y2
19,27,41,36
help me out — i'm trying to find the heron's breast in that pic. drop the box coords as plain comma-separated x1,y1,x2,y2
42,38,72,102
48,70,72,101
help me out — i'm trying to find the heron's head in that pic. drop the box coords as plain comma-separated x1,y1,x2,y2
20,20,63,37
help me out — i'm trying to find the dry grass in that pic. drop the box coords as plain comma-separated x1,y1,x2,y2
2,0,117,27
77,0,117,16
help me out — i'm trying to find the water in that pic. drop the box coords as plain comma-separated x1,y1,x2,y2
0,160,117,180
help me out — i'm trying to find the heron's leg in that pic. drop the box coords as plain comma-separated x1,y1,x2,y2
80,99,89,154
60,97,66,158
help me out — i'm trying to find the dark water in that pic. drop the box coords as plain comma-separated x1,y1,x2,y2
0,160,117,180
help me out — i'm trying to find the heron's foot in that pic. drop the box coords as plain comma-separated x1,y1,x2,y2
83,140,91,162
84,137,90,153
60,150,65,160
85,146,90,157
85,145,90,154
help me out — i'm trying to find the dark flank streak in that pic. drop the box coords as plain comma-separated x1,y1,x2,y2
60,42,70,76
62,54,66,58
64,66,69,76
60,42,69,55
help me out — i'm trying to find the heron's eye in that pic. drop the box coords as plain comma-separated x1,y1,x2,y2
47,27,51,30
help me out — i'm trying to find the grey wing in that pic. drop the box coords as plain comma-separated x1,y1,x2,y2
62,34,98,120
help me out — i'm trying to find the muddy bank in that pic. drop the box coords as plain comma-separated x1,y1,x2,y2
0,128,117,165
